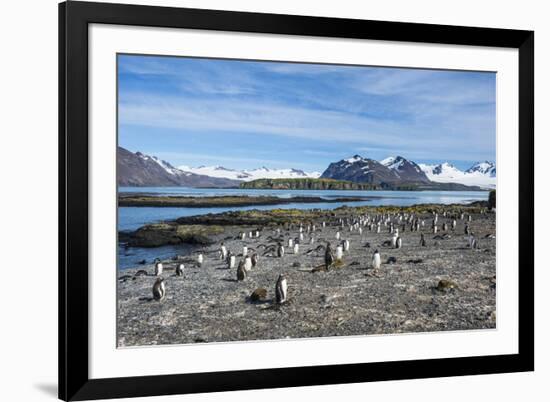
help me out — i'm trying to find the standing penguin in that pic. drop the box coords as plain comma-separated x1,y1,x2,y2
325,243,334,269
336,245,344,260
175,263,184,276
154,258,163,276
244,255,253,271
343,239,350,252
251,253,259,268
152,277,166,301
335,231,341,240
227,253,236,269
293,243,299,254
277,242,285,258
197,254,204,267
372,249,381,271
464,224,470,235
220,242,227,260
237,260,247,281
396,237,402,249
288,238,294,248
275,274,288,304
243,246,248,256
451,219,457,230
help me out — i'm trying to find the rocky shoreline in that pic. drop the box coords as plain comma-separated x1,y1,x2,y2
117,204,496,347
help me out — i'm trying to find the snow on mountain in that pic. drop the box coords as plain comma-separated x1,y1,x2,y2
419,161,496,189
177,165,321,182
466,161,496,177
380,155,430,183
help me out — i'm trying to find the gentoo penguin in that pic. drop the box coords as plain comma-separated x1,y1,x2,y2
343,239,350,252
175,263,184,276
325,243,334,269
243,246,248,256
228,254,236,269
391,233,398,248
396,237,402,249
336,245,343,260
220,243,227,260
197,254,204,266
244,256,253,271
275,274,288,304
293,243,299,254
277,242,285,258
237,260,246,281
251,253,259,268
372,249,381,271
152,277,166,301
154,258,163,276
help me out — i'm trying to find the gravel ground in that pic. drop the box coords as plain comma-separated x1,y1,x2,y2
117,208,496,347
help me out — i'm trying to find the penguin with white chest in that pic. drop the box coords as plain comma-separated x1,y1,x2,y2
175,263,184,276
244,255,253,271
275,274,288,304
152,277,166,301
220,243,227,260
237,260,247,281
372,249,381,271
277,242,285,258
154,258,163,276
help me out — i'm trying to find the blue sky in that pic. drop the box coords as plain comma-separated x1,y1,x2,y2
118,54,496,172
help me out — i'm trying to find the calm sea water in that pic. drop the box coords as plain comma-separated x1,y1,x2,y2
118,187,488,269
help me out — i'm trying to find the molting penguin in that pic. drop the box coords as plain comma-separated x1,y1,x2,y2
152,277,166,301
275,274,288,304
175,263,184,276
237,260,247,281
154,258,163,276
372,249,381,271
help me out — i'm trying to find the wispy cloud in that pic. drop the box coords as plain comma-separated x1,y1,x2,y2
118,55,496,170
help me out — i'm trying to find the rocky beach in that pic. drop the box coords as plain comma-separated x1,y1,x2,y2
117,204,496,347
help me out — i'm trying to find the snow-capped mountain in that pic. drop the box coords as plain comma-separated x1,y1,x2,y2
465,161,496,177
177,165,321,182
320,155,401,185
117,148,240,187
419,161,496,189
380,156,430,183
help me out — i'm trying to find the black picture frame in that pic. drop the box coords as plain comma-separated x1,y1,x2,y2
59,1,534,400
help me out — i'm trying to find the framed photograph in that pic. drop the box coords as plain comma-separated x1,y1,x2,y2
59,1,534,400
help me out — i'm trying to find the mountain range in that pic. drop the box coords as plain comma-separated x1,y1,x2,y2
117,147,495,189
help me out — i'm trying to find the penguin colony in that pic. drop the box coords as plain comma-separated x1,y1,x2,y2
132,208,491,311
115,208,495,345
